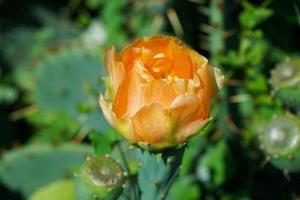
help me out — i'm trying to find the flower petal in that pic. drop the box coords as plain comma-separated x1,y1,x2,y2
132,103,173,145
170,94,207,123
145,79,176,109
99,94,139,142
112,65,146,118
170,94,210,142
176,118,211,143
99,94,115,126
105,47,125,92
197,62,218,110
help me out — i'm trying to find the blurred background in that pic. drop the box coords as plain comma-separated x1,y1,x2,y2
1,0,300,199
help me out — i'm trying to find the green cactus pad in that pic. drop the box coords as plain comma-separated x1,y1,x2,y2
259,114,300,172
75,155,124,200
35,49,103,117
270,59,300,110
0,143,92,197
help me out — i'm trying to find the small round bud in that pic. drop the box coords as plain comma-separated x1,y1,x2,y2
258,114,300,172
75,156,124,200
270,59,300,111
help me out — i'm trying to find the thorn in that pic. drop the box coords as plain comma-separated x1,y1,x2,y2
123,172,129,177
199,23,212,34
283,170,290,181
152,179,159,186
197,6,210,16
160,192,166,199
189,0,205,4
222,29,236,39
167,158,174,164
260,157,270,169
167,9,184,36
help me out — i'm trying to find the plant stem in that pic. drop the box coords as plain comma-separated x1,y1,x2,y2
160,147,185,200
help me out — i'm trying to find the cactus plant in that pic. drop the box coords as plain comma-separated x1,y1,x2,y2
35,49,103,117
75,155,124,200
137,148,184,200
270,58,300,111
258,113,300,172
0,143,92,197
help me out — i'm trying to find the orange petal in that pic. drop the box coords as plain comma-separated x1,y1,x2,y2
132,103,172,145
176,118,211,143
170,94,208,130
197,62,218,110
144,79,176,109
170,48,193,79
105,47,125,91
170,94,210,142
99,94,139,143
112,65,145,118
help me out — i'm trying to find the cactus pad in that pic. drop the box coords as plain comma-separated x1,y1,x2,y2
0,143,92,197
35,49,103,117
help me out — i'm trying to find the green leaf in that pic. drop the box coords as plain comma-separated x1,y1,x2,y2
169,176,200,200
89,130,118,155
239,1,273,29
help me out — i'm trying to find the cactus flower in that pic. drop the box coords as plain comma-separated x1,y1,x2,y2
100,35,224,149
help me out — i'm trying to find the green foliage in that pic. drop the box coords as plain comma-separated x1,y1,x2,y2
0,143,91,197
196,140,233,189
0,85,18,104
169,176,200,200
239,1,273,29
1,0,300,199
29,180,76,200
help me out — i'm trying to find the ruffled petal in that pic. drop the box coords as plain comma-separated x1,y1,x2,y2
99,94,115,126
197,62,218,110
170,94,209,141
112,65,146,118
105,47,125,92
132,103,172,145
176,118,211,143
144,79,176,109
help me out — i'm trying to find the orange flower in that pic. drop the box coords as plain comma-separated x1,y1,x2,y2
100,36,224,149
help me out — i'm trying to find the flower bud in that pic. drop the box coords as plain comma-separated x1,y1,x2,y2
259,114,300,172
270,58,300,111
100,35,224,149
75,156,124,200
